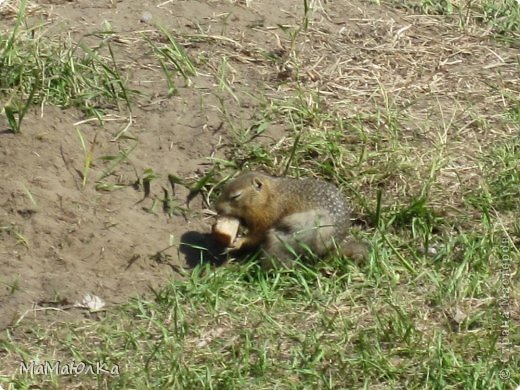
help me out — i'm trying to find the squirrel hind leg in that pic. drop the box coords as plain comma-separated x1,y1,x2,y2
340,236,370,264
260,210,337,270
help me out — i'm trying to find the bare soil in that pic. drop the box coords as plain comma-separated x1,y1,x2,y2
0,0,309,330
0,0,517,331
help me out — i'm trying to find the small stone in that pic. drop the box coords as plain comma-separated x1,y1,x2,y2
427,246,438,256
140,11,153,24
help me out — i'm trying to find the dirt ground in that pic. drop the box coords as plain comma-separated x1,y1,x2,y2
0,0,517,331
0,0,307,330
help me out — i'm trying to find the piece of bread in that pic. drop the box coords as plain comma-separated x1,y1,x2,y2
212,216,240,247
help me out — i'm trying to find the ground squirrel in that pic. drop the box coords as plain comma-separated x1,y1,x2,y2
215,171,368,269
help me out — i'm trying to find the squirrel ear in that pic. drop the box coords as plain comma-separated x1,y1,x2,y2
252,177,263,191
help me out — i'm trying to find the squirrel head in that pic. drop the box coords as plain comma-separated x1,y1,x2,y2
215,172,270,218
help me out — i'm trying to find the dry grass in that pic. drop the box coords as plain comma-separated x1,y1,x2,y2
0,0,39,18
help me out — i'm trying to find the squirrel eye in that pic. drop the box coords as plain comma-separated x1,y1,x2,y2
230,191,241,200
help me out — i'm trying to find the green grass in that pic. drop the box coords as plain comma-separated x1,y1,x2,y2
394,0,520,40
0,20,134,130
472,140,520,213
143,25,197,96
0,3,200,132
1,249,517,388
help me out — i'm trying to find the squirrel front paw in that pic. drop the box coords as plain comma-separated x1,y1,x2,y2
230,237,248,250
